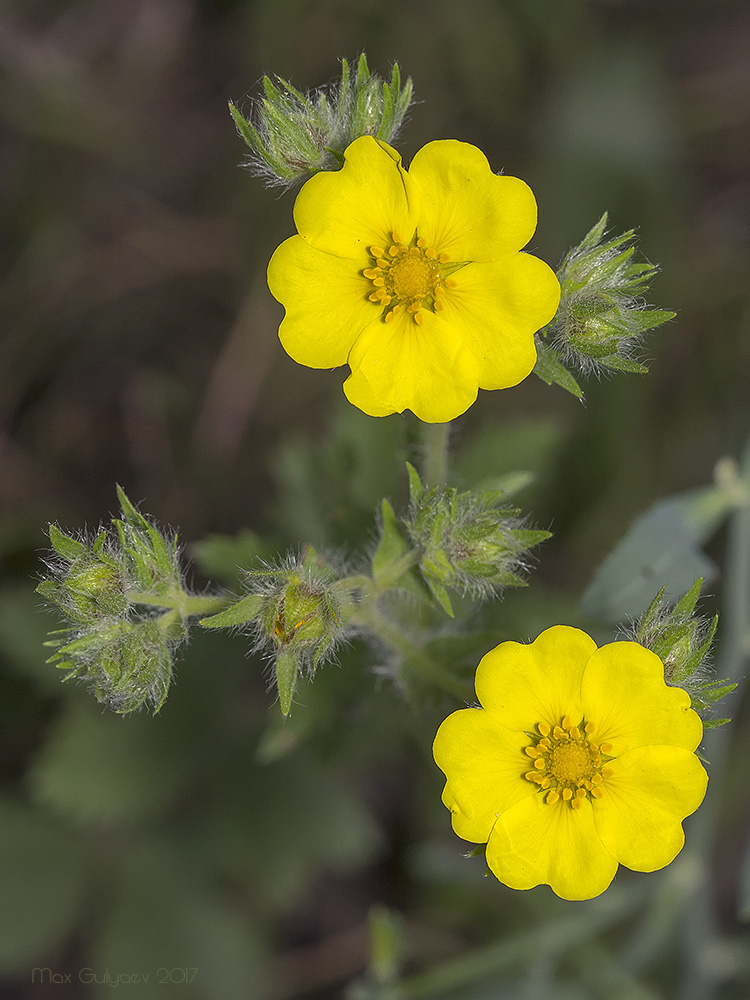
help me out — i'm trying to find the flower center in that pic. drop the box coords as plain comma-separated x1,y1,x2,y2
523,716,614,809
363,232,456,326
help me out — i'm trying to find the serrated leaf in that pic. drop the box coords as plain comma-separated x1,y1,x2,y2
532,339,583,398
48,524,89,561
200,593,264,629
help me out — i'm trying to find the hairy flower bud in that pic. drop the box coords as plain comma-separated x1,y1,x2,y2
229,54,413,188
37,487,215,714
626,579,733,726
403,464,550,616
201,545,358,716
534,213,675,396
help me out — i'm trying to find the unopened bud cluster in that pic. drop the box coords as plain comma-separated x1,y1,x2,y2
627,579,733,727
38,487,187,714
535,214,675,395
229,54,413,188
201,546,358,716
403,464,550,617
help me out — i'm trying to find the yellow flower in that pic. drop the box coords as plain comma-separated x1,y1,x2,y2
433,625,708,900
267,136,560,422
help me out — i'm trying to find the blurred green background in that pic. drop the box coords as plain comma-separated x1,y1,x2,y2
1,0,749,997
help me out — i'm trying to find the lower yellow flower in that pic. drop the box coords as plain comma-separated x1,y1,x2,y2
433,625,708,900
267,136,560,422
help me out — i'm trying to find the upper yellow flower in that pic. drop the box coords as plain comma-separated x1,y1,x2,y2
267,136,561,422
433,625,708,900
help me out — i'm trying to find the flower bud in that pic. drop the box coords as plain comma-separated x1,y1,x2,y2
534,213,675,393
202,545,357,716
44,616,181,714
230,54,413,188
403,464,550,616
627,578,733,726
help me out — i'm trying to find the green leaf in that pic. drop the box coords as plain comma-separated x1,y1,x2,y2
0,798,88,973
532,339,583,398
48,523,89,561
29,698,190,825
582,487,733,623
200,594,264,629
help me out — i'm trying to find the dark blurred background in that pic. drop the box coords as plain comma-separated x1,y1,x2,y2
1,1,749,998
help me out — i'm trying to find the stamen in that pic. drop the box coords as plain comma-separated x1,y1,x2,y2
600,743,613,754
370,245,385,258
546,790,559,805
585,722,596,734
414,311,425,326
562,716,573,730
525,747,540,758
364,234,455,325
538,722,551,737
523,715,614,809
391,231,403,244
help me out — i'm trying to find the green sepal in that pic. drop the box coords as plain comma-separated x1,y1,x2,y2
532,339,583,398
424,578,454,618
372,499,409,585
406,462,424,507
596,355,649,374
199,594,264,629
275,650,299,718
48,524,89,562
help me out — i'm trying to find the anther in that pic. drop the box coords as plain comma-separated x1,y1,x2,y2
525,771,539,782
553,726,566,740
600,743,613,754
571,797,583,810
439,253,450,263
561,788,573,801
590,774,603,785
392,231,403,244
414,311,425,326
363,268,381,279
444,278,457,289
585,722,596,734
570,726,581,740
525,746,540,758
538,723,551,737
408,246,420,258
417,237,427,247
388,246,400,256
425,247,437,259
370,246,385,258
591,787,604,799
562,716,573,730
534,758,546,770
539,777,551,789
601,767,614,778
546,790,559,805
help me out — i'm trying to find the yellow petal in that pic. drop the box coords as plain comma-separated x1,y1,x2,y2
580,641,704,755
592,744,708,872
433,708,533,844
475,626,597,732
293,136,419,259
487,793,618,899
267,236,379,367
343,310,479,422
439,255,560,389
408,139,539,261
